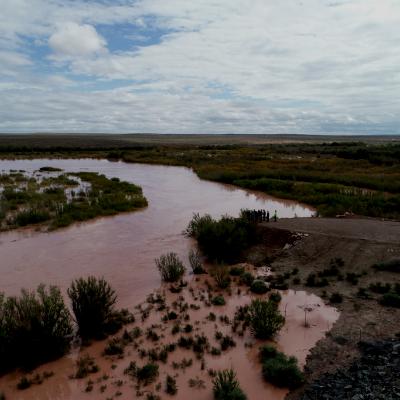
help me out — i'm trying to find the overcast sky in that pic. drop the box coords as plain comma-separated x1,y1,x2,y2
0,0,399,135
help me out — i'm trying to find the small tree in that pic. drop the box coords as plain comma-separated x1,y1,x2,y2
248,299,284,339
68,276,118,339
213,369,247,400
189,249,205,274
155,253,185,282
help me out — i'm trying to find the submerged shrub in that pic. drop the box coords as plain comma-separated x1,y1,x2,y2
213,369,247,400
240,272,255,286
136,363,159,385
155,253,186,282
329,292,343,303
379,292,400,308
189,249,206,274
0,285,72,373
166,375,178,395
260,345,304,389
248,299,285,340
250,280,269,294
212,264,231,289
68,276,121,339
211,295,226,306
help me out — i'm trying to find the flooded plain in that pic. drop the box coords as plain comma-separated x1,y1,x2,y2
0,159,332,400
0,159,314,304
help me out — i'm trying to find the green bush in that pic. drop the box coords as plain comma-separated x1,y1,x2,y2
213,369,247,400
0,285,72,373
248,299,284,339
155,253,186,282
136,363,159,385
166,375,178,395
68,276,122,339
186,214,257,263
211,296,226,306
212,264,231,289
379,292,400,308
230,266,245,276
260,345,304,389
250,280,269,294
240,272,255,286
373,259,400,273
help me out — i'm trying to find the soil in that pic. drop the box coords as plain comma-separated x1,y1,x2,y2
260,217,400,399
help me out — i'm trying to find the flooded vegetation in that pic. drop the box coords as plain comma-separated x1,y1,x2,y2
0,168,147,231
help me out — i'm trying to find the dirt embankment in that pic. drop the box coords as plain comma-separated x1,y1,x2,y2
260,217,400,399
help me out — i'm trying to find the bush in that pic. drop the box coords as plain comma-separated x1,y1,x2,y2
373,259,400,273
187,214,257,263
211,295,226,306
103,338,124,356
379,292,400,308
230,266,245,276
166,375,177,395
155,253,186,282
189,249,206,274
250,280,269,294
212,264,231,289
213,369,247,400
0,285,72,373
269,292,282,304
369,282,391,294
136,363,159,385
240,272,255,286
260,345,304,389
248,299,285,339
68,276,121,339
329,292,343,303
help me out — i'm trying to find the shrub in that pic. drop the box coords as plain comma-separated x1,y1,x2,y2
230,266,245,276
68,276,121,339
186,214,256,263
72,354,99,379
189,249,206,274
248,299,285,339
240,272,255,286
372,259,400,273
103,338,124,356
329,292,343,303
369,282,391,294
269,292,282,304
379,292,400,308
136,363,159,385
212,265,231,289
260,345,304,389
213,369,247,400
0,285,72,373
211,295,226,306
166,375,178,395
250,280,269,294
155,253,186,282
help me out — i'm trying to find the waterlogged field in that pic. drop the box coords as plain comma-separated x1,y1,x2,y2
0,167,147,231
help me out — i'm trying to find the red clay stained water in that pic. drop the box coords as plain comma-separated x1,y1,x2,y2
0,160,327,400
0,159,314,303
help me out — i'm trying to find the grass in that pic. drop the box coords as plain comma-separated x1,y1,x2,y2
213,369,247,400
0,170,147,231
155,253,186,282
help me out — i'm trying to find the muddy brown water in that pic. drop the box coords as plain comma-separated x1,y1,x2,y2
0,159,314,303
0,160,333,400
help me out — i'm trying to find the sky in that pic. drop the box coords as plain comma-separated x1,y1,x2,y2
0,0,399,135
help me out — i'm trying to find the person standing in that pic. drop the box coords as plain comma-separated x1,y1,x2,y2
273,210,277,222
266,211,270,222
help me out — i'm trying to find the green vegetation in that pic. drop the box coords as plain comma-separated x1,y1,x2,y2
248,299,285,339
211,295,226,306
186,214,257,263
188,248,206,274
0,285,72,374
213,369,247,400
259,345,304,389
165,375,178,395
67,276,131,340
372,259,400,273
379,292,400,308
250,279,269,294
155,253,186,282
0,170,147,231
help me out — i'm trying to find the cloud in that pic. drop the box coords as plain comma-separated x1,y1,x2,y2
0,0,399,134
48,22,107,57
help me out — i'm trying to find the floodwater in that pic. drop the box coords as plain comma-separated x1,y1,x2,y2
0,159,314,304
0,159,329,400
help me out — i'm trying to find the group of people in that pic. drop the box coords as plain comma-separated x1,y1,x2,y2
243,209,277,223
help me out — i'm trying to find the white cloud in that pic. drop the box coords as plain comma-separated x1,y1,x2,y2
48,22,107,57
0,0,399,134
